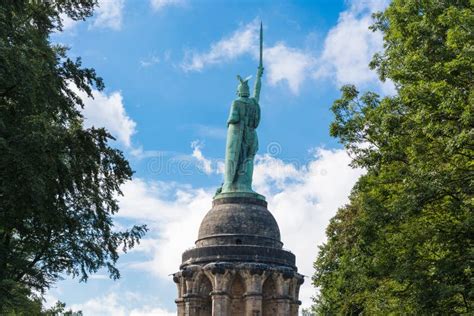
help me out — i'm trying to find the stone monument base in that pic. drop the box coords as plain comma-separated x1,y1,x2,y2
214,191,266,201
174,197,304,316
173,262,303,316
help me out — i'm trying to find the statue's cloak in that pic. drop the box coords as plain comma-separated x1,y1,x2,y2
223,99,245,190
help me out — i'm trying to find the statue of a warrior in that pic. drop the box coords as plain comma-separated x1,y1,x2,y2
220,23,264,195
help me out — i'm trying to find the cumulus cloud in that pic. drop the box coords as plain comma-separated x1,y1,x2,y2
116,147,364,310
255,150,364,306
73,86,137,148
150,0,186,12
182,0,394,95
70,292,174,316
264,43,316,94
350,0,390,14
314,0,394,93
315,11,381,84
191,140,214,175
181,20,259,72
91,0,125,30
117,179,213,278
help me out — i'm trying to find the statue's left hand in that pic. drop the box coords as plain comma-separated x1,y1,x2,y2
257,66,264,77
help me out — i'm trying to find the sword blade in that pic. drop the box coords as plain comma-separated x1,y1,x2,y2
259,22,263,68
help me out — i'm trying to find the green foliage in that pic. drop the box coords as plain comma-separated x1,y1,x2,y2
42,301,82,316
0,0,146,312
1,295,83,316
301,308,317,316
313,0,473,314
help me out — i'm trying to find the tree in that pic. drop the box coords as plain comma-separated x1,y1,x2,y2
301,308,316,316
4,298,82,316
313,0,473,314
0,0,147,311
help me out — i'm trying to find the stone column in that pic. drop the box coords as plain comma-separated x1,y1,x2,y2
241,265,265,316
207,264,233,316
275,298,291,316
290,300,301,316
173,273,186,316
274,272,293,316
173,272,186,316
243,293,262,316
211,291,230,316
289,274,304,316
175,298,185,316
184,295,202,316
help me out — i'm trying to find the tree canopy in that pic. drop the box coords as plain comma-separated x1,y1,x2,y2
0,0,146,312
312,0,473,314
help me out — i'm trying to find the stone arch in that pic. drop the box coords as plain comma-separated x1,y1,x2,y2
230,273,245,316
195,272,212,316
262,275,277,316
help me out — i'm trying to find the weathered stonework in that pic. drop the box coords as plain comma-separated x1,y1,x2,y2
173,197,303,316
173,263,303,316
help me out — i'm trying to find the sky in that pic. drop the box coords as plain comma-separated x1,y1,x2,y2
47,0,392,314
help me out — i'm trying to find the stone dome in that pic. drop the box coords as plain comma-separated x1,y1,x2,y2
181,196,295,269
196,196,282,248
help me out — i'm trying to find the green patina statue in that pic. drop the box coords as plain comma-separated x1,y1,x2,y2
217,23,264,199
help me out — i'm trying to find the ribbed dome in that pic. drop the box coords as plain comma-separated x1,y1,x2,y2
196,197,282,248
181,196,295,268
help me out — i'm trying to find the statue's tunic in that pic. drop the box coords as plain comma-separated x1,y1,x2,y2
222,96,260,192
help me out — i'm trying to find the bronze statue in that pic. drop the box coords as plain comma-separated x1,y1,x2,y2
220,22,264,195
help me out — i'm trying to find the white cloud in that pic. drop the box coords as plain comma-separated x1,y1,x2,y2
315,12,380,84
181,20,259,72
43,292,60,309
130,307,175,316
71,293,125,316
150,0,185,11
350,0,391,14
70,292,174,316
117,179,213,278
73,86,137,148
116,147,364,310
314,0,395,93
191,140,214,175
88,274,109,280
140,55,160,68
92,0,125,30
264,43,316,94
254,149,364,307
59,13,79,31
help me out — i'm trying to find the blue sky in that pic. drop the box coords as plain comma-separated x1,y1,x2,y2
47,0,391,314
